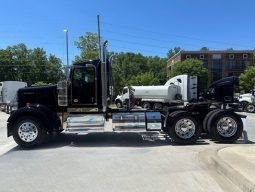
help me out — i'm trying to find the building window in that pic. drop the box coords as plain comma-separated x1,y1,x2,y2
241,60,250,69
212,60,222,81
186,55,191,59
202,60,208,68
243,54,248,59
229,54,234,59
212,54,221,59
227,60,236,69
200,54,204,59
228,72,234,77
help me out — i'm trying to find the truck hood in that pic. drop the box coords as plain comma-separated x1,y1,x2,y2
17,85,58,110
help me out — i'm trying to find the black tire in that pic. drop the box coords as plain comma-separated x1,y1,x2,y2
6,105,10,114
245,103,255,113
12,116,47,148
207,110,243,143
166,111,201,144
153,103,163,110
115,100,123,108
175,94,182,100
238,101,248,111
162,111,185,132
142,102,151,109
203,109,221,133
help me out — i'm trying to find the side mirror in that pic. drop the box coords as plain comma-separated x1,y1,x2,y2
177,78,182,83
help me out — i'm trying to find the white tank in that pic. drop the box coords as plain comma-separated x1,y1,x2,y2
132,85,179,102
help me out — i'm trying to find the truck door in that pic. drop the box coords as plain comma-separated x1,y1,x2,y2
71,66,97,105
122,87,129,100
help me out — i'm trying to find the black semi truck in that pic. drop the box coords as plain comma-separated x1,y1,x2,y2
6,45,245,148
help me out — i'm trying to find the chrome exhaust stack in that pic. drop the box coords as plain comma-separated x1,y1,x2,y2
101,41,108,112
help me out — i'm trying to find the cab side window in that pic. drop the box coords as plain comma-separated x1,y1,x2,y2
123,88,128,94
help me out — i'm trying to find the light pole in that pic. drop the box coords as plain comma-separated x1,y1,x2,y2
63,29,69,67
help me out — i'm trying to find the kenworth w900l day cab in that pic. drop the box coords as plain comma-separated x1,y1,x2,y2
6,44,246,148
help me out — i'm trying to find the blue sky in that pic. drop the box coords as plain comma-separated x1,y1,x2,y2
0,0,255,64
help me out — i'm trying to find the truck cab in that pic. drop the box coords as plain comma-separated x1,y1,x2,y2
203,76,239,103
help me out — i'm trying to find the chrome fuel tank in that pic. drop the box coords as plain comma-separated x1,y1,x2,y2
112,112,162,131
112,112,146,131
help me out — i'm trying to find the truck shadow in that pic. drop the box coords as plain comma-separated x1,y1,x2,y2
13,132,210,151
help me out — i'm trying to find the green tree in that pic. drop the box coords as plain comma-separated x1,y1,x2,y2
200,47,209,51
31,81,48,86
0,48,14,81
74,32,100,61
47,55,65,82
0,44,64,85
6,43,31,82
168,59,208,90
239,66,255,92
167,47,181,58
226,48,234,51
111,52,167,96
128,72,160,86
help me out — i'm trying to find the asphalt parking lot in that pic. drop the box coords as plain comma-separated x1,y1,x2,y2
0,111,254,192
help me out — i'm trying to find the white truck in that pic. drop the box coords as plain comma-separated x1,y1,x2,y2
115,75,198,110
0,81,27,113
238,92,255,113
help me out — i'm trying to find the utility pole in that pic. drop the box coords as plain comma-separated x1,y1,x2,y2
97,15,101,60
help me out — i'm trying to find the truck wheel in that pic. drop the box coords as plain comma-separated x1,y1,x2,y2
153,103,163,110
115,100,123,108
202,109,221,133
245,103,255,113
175,94,182,100
6,105,10,114
238,101,248,111
12,116,47,148
142,102,151,109
207,110,243,143
166,111,201,144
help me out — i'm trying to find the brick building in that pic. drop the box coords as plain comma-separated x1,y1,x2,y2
167,50,255,83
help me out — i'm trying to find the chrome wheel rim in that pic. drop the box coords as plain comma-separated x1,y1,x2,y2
216,117,237,137
143,103,150,109
18,122,38,142
175,118,196,139
247,104,255,112
116,102,122,108
154,103,162,110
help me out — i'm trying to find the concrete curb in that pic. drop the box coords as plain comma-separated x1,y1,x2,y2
210,147,255,192
0,141,16,156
